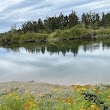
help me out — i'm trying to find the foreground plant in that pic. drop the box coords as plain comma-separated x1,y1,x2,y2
0,84,109,110
0,93,38,110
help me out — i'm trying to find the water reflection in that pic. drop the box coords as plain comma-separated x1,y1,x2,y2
0,40,110,85
2,41,104,56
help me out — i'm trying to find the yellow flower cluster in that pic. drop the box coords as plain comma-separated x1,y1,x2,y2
64,98,73,105
23,99,36,110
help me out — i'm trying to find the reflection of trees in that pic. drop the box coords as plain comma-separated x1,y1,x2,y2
3,45,20,53
102,41,110,50
47,42,80,56
47,44,60,55
1,41,80,56
83,43,100,52
2,40,110,56
83,40,110,52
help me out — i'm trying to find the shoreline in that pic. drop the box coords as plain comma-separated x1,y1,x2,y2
0,81,110,109
0,81,109,96
1,35,110,45
0,81,69,97
1,27,110,45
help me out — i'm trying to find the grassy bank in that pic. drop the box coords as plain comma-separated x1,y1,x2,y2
0,82,110,110
0,27,110,45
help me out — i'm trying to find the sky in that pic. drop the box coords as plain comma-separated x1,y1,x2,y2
0,0,110,33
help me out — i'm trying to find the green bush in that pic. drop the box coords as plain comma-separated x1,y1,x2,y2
11,36,21,43
19,35,26,43
49,28,90,39
60,30,71,38
70,28,81,37
36,33,49,39
50,29,62,38
19,32,49,43
70,28,90,38
95,29,110,35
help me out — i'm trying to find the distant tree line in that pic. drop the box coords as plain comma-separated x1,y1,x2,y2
12,11,110,34
0,11,110,45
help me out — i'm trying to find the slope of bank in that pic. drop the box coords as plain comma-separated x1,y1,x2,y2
0,27,110,45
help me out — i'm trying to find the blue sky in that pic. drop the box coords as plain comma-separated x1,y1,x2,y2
0,0,110,32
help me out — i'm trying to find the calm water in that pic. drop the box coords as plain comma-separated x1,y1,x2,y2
0,41,110,85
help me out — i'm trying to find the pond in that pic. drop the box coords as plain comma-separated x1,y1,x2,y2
0,40,110,85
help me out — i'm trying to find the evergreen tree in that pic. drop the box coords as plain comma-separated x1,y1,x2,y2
68,11,79,28
101,12,105,27
64,15,69,28
82,13,88,28
37,18,44,32
59,12,64,29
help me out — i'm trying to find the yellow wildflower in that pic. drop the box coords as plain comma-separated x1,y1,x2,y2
64,98,73,106
90,104,96,109
96,107,100,110
15,95,20,100
107,96,110,99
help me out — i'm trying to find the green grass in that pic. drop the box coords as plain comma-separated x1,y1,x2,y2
50,28,92,39
0,85,110,110
0,27,110,44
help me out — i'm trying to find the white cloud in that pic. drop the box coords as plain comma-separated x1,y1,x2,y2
0,0,110,32
75,1,110,10
0,0,24,12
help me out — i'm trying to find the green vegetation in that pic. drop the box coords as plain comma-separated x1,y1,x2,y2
0,11,110,44
0,32,49,44
0,84,110,110
50,28,93,39
1,27,110,45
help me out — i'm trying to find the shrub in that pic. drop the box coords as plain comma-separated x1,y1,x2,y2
70,28,90,38
36,33,49,39
95,29,110,35
50,29,62,38
11,36,21,43
60,30,71,38
0,93,38,110
19,32,49,43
